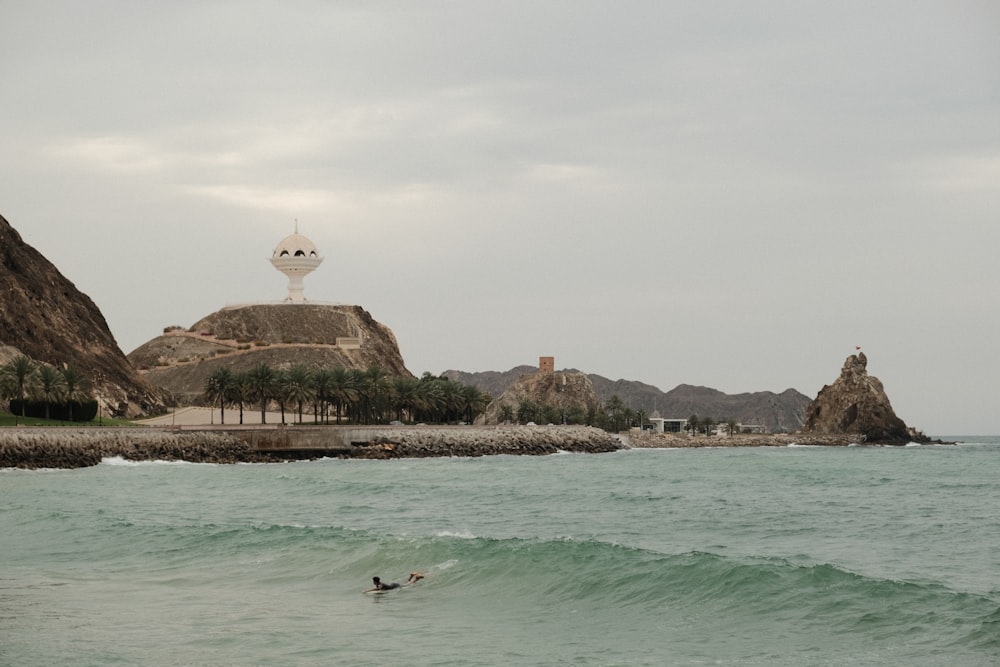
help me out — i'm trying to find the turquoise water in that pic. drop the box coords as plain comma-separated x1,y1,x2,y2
2,438,998,666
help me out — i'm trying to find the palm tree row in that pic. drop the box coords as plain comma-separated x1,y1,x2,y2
498,395,649,433
203,364,492,426
0,355,92,421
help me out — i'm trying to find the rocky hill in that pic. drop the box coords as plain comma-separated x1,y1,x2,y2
478,370,602,425
128,304,412,404
0,213,168,416
802,352,928,444
444,366,811,433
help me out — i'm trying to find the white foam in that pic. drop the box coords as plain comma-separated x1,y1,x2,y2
435,530,477,539
99,456,209,467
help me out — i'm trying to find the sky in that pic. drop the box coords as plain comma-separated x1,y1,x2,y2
1,1,998,434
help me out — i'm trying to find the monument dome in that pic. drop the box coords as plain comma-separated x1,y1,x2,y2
272,233,319,259
270,228,323,303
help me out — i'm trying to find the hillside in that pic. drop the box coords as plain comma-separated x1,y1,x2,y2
444,367,811,433
128,303,412,403
0,213,167,416
478,370,602,425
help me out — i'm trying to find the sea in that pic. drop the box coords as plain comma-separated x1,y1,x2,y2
2,436,998,666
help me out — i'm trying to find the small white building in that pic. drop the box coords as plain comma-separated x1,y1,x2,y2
647,417,688,433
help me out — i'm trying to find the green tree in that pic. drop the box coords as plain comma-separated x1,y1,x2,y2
1,355,37,421
325,367,359,424
604,395,626,432
204,367,236,425
282,365,314,424
392,376,422,423
415,377,446,423
459,385,490,424
686,414,700,435
231,371,252,425
516,399,541,425
498,403,515,424
246,363,277,424
60,366,89,422
34,365,66,420
311,368,333,423
358,365,393,424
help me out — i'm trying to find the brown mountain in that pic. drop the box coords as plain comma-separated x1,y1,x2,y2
444,367,811,433
0,213,168,416
128,303,412,404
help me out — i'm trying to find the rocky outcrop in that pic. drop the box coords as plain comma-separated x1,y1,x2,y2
445,367,811,432
478,370,602,424
128,304,412,403
0,214,168,416
802,353,927,444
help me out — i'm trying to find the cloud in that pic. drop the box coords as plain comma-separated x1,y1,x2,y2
48,136,167,172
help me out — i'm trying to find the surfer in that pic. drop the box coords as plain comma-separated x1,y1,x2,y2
366,572,424,592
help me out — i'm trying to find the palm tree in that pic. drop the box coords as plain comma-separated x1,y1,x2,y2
273,369,289,424
358,365,393,424
311,368,333,424
415,378,445,423
2,355,37,421
605,395,626,432
246,363,277,424
204,367,235,425
392,376,422,423
231,371,252,425
327,367,360,424
438,379,463,423
459,384,490,424
60,366,89,422
282,365,314,424
34,365,66,421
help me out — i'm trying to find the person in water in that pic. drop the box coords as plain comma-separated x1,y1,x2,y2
368,572,424,591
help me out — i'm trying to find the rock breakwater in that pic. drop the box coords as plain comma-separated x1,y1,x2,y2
0,428,277,469
0,425,625,469
349,425,624,458
626,431,870,448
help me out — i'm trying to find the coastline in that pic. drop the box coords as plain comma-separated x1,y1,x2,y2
0,425,624,469
625,431,870,448
0,425,947,470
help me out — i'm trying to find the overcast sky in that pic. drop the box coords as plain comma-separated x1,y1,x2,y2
2,2,998,434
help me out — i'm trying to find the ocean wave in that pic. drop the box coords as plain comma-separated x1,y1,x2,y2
343,532,1000,639
99,456,212,467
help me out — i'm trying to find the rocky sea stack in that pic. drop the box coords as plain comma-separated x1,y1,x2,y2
802,352,929,445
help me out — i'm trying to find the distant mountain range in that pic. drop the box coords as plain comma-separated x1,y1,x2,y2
443,366,811,433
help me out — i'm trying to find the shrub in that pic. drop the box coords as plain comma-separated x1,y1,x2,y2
9,399,99,422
